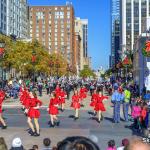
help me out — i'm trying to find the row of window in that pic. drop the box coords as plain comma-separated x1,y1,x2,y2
30,7,71,11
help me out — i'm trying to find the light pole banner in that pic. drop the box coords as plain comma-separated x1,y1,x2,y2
145,62,150,90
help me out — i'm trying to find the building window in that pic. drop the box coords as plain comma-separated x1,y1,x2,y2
67,7,70,10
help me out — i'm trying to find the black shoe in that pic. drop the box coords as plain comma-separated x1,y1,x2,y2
50,124,55,128
1,126,7,129
97,120,101,123
55,121,60,126
74,117,79,121
29,131,35,136
34,133,40,137
48,121,51,125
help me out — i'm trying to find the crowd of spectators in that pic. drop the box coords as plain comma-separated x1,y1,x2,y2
0,136,149,150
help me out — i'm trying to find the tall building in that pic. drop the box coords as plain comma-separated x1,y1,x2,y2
110,0,120,67
6,0,29,38
0,0,29,38
29,3,75,65
121,0,150,56
0,0,7,34
75,17,89,71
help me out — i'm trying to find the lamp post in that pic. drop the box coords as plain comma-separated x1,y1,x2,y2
32,50,36,85
0,41,5,89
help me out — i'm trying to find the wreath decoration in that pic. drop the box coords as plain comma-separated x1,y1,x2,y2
142,41,150,57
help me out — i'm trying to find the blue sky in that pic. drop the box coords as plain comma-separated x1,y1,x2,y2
28,0,111,70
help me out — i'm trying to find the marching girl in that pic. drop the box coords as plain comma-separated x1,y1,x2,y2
48,92,60,127
71,90,81,120
0,90,7,129
59,88,67,112
27,92,42,136
90,89,98,116
94,90,108,123
79,86,88,106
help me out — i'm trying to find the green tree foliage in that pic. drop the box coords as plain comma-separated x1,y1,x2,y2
0,34,68,76
79,66,95,78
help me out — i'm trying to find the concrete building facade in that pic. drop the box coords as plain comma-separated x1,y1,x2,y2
7,0,29,38
121,0,150,57
29,3,75,65
75,17,89,71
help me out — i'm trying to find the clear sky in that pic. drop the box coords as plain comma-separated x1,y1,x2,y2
28,0,111,70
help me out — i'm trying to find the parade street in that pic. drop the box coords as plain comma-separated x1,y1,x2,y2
1,92,138,149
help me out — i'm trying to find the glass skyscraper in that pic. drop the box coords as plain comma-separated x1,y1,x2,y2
111,0,120,67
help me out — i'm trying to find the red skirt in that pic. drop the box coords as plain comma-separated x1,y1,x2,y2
49,106,59,115
60,98,65,104
80,93,87,99
71,102,80,109
28,108,40,118
94,103,106,112
90,101,96,107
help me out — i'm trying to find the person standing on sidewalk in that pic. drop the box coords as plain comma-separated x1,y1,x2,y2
112,88,124,123
123,87,131,122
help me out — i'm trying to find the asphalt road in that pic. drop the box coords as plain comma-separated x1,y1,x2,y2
0,92,140,149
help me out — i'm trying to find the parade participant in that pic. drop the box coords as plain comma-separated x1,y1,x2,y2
27,92,42,136
0,90,7,129
55,84,61,94
90,89,98,116
94,90,108,123
48,92,60,127
71,90,81,120
59,88,67,112
79,86,88,107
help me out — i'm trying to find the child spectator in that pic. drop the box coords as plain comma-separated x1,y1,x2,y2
107,140,116,150
131,102,141,129
117,138,129,150
42,138,52,150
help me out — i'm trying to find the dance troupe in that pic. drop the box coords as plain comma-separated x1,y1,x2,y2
0,85,108,136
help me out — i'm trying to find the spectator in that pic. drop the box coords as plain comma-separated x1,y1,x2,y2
57,136,99,150
42,138,52,150
117,139,129,150
52,146,57,150
0,137,8,150
107,140,116,150
32,145,39,150
10,137,24,150
125,138,150,150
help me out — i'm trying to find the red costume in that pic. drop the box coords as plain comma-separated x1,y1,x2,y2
71,95,80,109
90,93,98,107
94,95,108,112
0,91,5,113
79,88,88,100
49,98,59,115
59,91,67,104
27,98,42,118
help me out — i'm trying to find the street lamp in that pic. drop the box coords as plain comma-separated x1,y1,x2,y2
32,50,36,85
0,41,5,89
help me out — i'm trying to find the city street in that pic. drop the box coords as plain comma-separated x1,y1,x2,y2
1,92,138,149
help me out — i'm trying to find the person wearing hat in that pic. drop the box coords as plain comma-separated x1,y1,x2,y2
10,137,24,150
117,138,129,150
